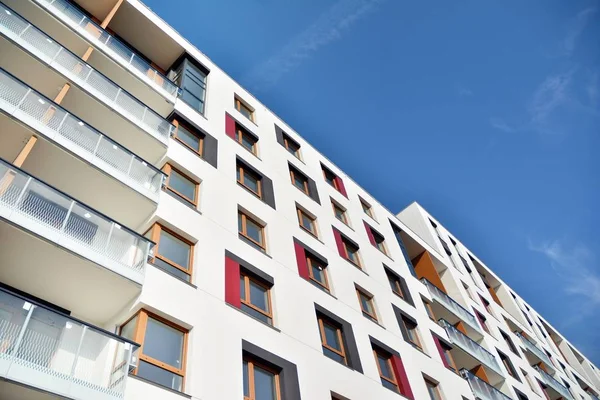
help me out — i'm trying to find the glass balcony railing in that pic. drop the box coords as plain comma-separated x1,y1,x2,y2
0,158,152,283
439,319,503,375
32,0,179,98
421,278,481,333
0,3,175,145
516,332,554,369
461,369,511,400
0,286,139,400
535,366,573,400
0,68,165,201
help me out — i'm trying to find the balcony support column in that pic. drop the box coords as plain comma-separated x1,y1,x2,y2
81,0,124,62
470,365,491,384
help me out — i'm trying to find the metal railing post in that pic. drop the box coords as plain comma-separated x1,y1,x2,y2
126,154,135,176
15,176,32,207
105,223,115,252
60,200,75,232
70,326,87,377
14,89,32,110
10,303,35,357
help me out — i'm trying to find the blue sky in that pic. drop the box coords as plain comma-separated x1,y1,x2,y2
145,0,600,364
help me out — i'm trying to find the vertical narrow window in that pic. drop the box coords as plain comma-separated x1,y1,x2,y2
332,200,349,225
240,271,273,325
243,357,281,400
359,197,374,219
440,341,457,372
401,316,422,349
475,310,490,334
282,133,301,158
238,211,266,250
342,238,361,267
171,117,204,156
120,310,187,391
462,281,475,301
322,167,338,189
356,288,378,323
521,369,538,395
387,271,405,299
317,315,347,365
172,59,207,114
373,348,399,393
297,206,318,237
422,298,436,321
370,228,388,255
147,224,194,282
498,350,519,379
500,329,519,356
289,166,309,194
162,164,199,206
236,125,258,155
235,97,255,122
424,378,443,400
390,224,417,278
307,254,329,292
237,163,262,198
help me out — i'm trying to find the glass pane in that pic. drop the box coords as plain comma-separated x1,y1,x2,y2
293,175,306,190
245,218,263,244
359,293,371,313
323,322,341,351
159,230,190,269
334,207,344,220
243,172,260,194
177,125,201,151
323,347,345,364
241,304,271,324
240,276,246,300
238,214,243,233
249,280,269,312
382,378,399,392
254,365,277,400
120,315,137,340
243,360,250,397
143,317,184,369
311,264,326,284
169,170,196,202
300,213,313,231
241,133,255,151
137,360,182,391
154,258,191,282
377,354,394,380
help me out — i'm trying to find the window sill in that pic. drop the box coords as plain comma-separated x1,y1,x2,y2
227,303,281,332
306,278,337,299
322,353,362,375
128,374,191,398
362,315,385,330
341,258,369,276
149,262,198,289
239,234,271,258
237,182,274,209
232,138,262,161
163,190,202,214
299,225,323,243
405,341,430,358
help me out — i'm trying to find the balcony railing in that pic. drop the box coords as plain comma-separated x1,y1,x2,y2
461,369,511,400
421,278,481,332
0,68,165,201
535,366,573,400
0,286,139,400
516,332,554,369
439,319,503,375
0,158,152,283
32,0,179,99
0,3,175,145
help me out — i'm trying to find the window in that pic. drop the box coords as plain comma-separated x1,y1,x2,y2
342,238,361,267
171,58,207,114
371,229,388,255
332,200,349,225
243,357,280,400
236,125,258,155
423,297,436,321
146,224,194,282
307,253,329,292
240,271,273,325
317,314,347,365
297,206,318,237
462,282,475,301
500,329,519,356
387,270,406,299
356,288,378,322
400,316,422,349
515,392,528,400
289,166,309,194
438,340,457,372
522,369,538,394
498,350,519,380
479,295,493,315
162,164,198,206
322,166,338,188
238,211,266,250
373,348,399,393
237,163,262,198
120,310,187,391
475,310,490,334
390,223,417,278
171,117,203,155
235,97,255,122
360,197,374,219
425,378,443,400
282,133,301,158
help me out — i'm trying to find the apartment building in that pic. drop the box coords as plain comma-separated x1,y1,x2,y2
0,0,597,400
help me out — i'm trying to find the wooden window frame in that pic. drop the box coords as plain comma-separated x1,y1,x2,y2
318,315,347,365
240,271,273,324
238,211,266,249
342,239,362,268
387,271,405,299
147,223,194,280
372,229,388,255
360,198,374,219
283,134,301,158
356,288,378,322
120,309,188,390
243,356,281,400
162,164,199,206
331,200,349,225
236,126,258,155
423,298,436,321
171,118,204,156
237,164,262,198
289,168,309,195
307,255,329,292
322,167,339,190
235,97,255,122
424,378,442,400
373,348,399,392
402,317,422,349
441,343,458,372
297,207,318,237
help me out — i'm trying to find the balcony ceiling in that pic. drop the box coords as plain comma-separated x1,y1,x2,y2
73,0,115,22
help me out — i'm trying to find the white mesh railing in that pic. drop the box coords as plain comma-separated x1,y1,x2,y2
0,68,165,200
0,288,139,399
535,366,573,400
0,159,152,279
32,0,179,98
516,332,554,369
461,369,512,400
439,319,503,375
421,278,481,332
0,3,174,145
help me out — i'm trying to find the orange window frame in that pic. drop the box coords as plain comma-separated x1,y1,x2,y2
402,318,422,349
240,272,273,323
147,223,194,280
120,309,188,390
357,289,378,322
318,316,347,365
322,167,339,190
162,164,199,206
297,207,318,237
238,211,266,249
243,357,281,400
360,199,374,218
387,272,404,298
283,135,300,157
236,127,258,155
307,255,329,291
373,349,399,391
342,239,362,268
235,97,255,122
171,118,204,156
237,164,262,198
331,201,349,225
289,168,309,195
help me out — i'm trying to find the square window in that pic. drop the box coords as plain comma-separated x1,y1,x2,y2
237,163,262,198
238,211,266,249
387,271,405,298
289,166,309,195
171,117,204,155
240,271,273,325
235,125,258,155
318,315,347,365
162,164,198,206
342,238,361,267
322,166,338,189
373,348,398,393
243,357,280,400
235,97,255,122
297,207,318,237
331,200,349,225
360,197,374,219
425,378,443,400
147,224,194,282
371,229,387,255
356,288,378,323
283,133,301,158
401,316,422,349
307,254,329,292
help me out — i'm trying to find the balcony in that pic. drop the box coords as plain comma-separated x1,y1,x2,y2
535,366,573,400
439,319,504,380
0,286,139,400
0,3,174,162
516,332,555,372
461,369,511,400
0,158,152,322
0,68,165,223
421,278,482,336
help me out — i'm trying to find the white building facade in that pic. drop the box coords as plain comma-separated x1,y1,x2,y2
0,1,598,399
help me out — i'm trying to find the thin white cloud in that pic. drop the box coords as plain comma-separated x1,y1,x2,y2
527,70,575,132
559,7,597,57
243,0,386,91
489,117,516,133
